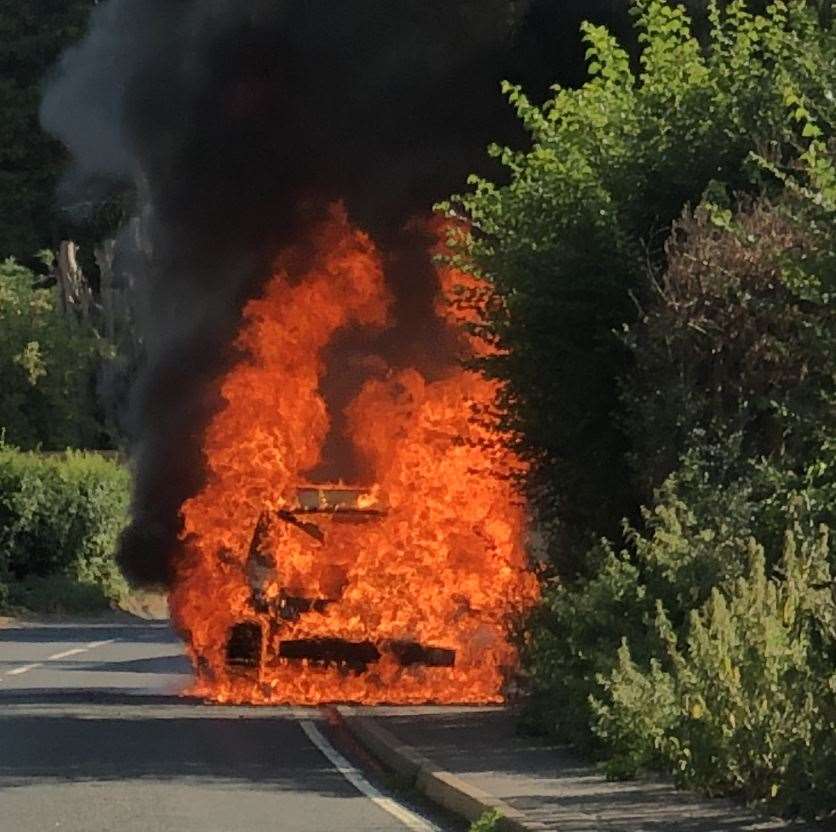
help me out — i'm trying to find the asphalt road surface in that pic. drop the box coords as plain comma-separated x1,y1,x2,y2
0,617,454,832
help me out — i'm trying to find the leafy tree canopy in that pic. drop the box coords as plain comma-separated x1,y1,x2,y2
441,0,836,573
0,256,113,449
0,1,95,263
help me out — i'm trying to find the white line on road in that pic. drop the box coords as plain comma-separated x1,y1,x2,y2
6,663,43,676
2,637,118,678
298,716,441,832
46,647,90,660
85,639,117,650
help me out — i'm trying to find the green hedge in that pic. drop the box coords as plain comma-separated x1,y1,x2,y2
520,451,836,819
0,446,130,610
592,522,835,818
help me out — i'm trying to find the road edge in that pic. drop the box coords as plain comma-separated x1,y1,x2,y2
334,706,546,832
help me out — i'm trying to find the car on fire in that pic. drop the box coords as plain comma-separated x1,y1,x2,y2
224,485,455,678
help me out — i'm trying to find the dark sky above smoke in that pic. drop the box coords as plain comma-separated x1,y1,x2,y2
41,0,633,586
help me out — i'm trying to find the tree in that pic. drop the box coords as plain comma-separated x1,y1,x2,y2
0,256,113,449
441,0,836,574
505,5,834,814
623,197,836,501
0,1,95,263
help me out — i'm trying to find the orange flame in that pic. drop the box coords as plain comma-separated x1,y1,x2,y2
170,204,538,704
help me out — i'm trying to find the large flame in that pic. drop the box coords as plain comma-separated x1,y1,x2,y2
170,204,538,704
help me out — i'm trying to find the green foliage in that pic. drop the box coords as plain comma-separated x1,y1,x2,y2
0,445,130,610
519,540,652,750
6,573,112,615
592,525,835,817
0,1,96,261
622,195,836,500
589,644,679,780
518,436,830,743
469,809,503,832
522,447,835,815
440,0,836,571
0,256,114,449
457,9,836,815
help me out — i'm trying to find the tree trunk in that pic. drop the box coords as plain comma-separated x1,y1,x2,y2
95,239,118,340
54,240,94,323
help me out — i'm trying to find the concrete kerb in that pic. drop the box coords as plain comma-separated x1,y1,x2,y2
335,706,547,832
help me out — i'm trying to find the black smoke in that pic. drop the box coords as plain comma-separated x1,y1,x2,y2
41,1,634,586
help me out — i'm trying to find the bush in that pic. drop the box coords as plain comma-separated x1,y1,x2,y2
6,574,112,615
441,0,836,572
622,197,836,501
446,0,836,818
522,434,836,775
469,809,503,832
592,524,836,818
518,541,653,751
0,445,130,610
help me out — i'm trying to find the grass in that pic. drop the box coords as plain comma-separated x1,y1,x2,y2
1,574,170,620
3,574,114,616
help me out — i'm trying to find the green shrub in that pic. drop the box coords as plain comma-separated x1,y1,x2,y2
469,809,503,832
6,574,112,615
592,525,836,818
518,542,652,751
441,0,836,571
519,440,834,773
0,445,130,609
622,196,836,502
439,0,836,817
576,63,836,817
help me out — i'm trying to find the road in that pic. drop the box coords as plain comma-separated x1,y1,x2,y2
0,618,454,832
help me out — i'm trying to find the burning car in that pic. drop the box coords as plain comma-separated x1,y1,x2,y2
170,208,538,705
225,486,455,677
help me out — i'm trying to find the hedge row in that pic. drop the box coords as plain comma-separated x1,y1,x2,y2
0,446,130,611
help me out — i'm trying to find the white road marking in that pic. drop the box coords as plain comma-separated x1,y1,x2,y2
2,637,118,677
85,639,117,650
6,663,43,676
298,716,440,832
46,647,89,660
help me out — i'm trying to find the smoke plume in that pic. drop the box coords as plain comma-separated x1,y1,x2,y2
42,1,625,586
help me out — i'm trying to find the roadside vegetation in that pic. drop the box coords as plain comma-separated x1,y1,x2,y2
0,257,115,451
0,0,833,818
0,2,137,616
442,0,835,820
0,252,129,615
0,446,129,615
469,809,502,832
